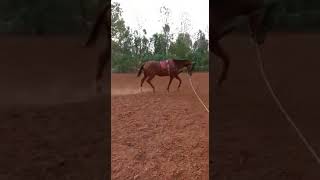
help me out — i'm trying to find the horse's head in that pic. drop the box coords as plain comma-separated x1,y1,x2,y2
186,61,195,76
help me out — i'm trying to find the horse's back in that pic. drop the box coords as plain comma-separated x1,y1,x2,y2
143,60,159,68
143,60,160,73
145,60,158,64
143,60,170,76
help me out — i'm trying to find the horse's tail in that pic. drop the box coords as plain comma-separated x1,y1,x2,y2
137,63,145,77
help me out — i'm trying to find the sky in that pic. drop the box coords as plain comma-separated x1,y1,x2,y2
112,0,209,41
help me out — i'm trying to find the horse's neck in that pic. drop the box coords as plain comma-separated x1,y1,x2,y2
174,61,187,70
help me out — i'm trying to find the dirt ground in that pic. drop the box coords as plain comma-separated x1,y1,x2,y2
213,32,320,179
111,73,209,179
0,36,107,180
2,32,320,180
0,35,209,179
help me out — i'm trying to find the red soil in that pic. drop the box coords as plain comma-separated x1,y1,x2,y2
111,73,209,179
0,35,209,179
0,36,107,180
2,32,320,179
213,33,320,179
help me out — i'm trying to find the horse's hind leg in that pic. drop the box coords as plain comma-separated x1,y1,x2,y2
146,75,155,93
167,76,173,92
175,75,182,90
140,75,147,92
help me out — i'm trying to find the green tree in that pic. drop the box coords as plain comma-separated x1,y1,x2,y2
111,2,134,72
192,30,209,71
169,33,193,59
159,6,173,55
135,29,152,63
111,2,126,40
151,33,167,59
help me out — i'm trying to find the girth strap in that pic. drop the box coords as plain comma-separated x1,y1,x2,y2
166,60,171,76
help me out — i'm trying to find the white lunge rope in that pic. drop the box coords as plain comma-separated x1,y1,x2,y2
253,41,320,165
187,75,209,113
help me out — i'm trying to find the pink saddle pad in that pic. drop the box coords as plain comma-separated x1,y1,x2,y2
160,60,168,71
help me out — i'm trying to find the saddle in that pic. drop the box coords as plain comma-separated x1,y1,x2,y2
160,60,174,75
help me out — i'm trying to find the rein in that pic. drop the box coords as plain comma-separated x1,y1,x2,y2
251,38,320,165
187,74,209,113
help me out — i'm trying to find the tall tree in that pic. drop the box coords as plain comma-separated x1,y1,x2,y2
192,30,209,70
179,12,192,34
169,33,192,59
151,33,167,58
159,6,173,55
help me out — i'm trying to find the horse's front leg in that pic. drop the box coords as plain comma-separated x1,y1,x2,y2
167,76,173,92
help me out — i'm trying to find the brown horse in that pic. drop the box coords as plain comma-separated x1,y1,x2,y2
85,0,282,90
137,59,195,93
211,0,282,86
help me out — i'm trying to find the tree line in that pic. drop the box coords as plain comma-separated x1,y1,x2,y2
1,1,320,34
110,2,208,72
1,0,320,34
1,1,320,72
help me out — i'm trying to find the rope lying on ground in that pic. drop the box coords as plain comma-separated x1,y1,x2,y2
253,41,320,165
187,74,209,113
